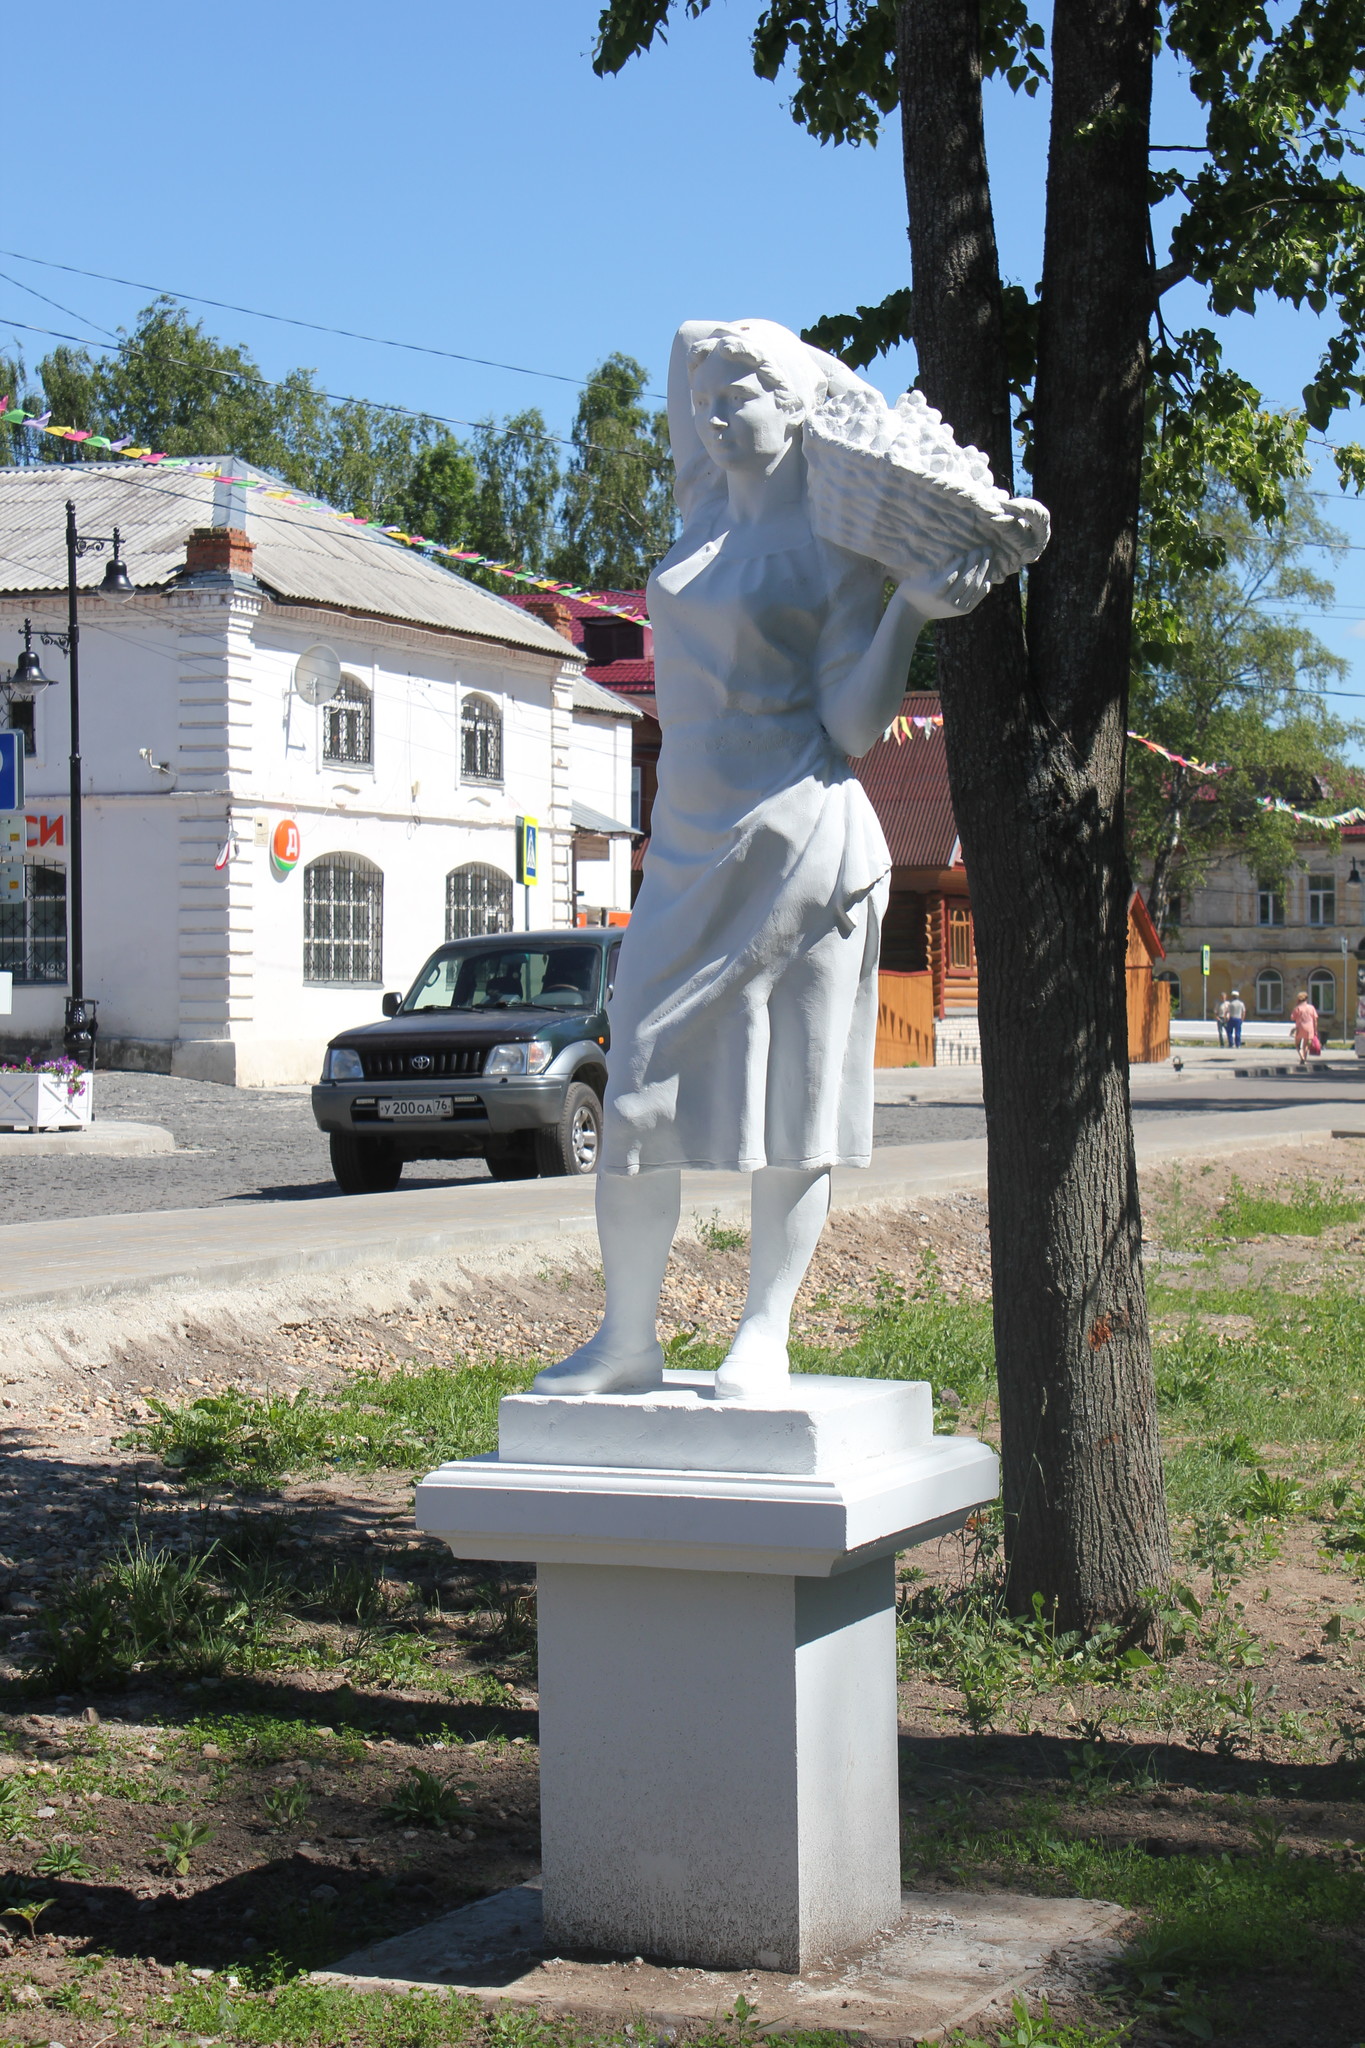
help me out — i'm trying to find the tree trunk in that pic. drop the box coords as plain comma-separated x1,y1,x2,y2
1146,784,1188,940
898,0,1171,1630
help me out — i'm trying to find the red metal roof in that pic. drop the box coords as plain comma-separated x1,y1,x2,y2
508,587,655,693
853,693,959,870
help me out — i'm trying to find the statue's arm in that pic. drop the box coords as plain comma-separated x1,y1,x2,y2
668,321,725,527
819,553,994,759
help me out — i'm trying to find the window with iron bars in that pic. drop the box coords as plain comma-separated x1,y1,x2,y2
460,693,503,782
446,863,514,942
303,854,383,984
322,675,373,767
0,864,66,984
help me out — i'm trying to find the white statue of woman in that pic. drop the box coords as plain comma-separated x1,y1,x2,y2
533,318,1045,1402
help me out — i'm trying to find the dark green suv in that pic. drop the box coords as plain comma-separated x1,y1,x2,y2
311,928,621,1194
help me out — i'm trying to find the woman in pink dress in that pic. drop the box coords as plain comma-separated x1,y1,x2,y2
1290,991,1319,1066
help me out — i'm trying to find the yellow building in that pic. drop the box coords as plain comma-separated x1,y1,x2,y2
1158,829,1365,1030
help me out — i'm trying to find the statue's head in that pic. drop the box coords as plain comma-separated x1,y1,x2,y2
686,321,824,475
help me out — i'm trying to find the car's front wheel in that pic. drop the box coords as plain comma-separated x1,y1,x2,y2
329,1132,403,1195
534,1081,603,1177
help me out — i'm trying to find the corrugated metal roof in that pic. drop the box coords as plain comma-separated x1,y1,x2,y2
572,675,640,719
572,800,638,836
853,692,959,869
0,462,579,661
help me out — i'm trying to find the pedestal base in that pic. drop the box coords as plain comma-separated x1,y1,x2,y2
417,1372,999,1973
539,1556,898,1971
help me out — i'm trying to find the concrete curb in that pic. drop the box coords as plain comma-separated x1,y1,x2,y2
0,1102,1350,1380
0,1120,175,1159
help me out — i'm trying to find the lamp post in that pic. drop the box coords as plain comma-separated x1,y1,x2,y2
1348,859,1362,1050
10,501,132,1064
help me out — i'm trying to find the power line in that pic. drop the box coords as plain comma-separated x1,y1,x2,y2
0,246,667,402
0,315,671,473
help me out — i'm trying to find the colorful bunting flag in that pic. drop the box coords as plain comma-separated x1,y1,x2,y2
0,400,650,630
1126,731,1230,777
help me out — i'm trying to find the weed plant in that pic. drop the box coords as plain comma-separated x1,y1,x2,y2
383,1766,475,1829
897,1578,1154,1731
696,1210,748,1252
32,1535,277,1691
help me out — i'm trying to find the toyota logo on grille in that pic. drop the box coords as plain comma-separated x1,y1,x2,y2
410,1054,433,1072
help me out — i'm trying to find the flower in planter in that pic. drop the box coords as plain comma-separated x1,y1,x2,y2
0,1057,89,1104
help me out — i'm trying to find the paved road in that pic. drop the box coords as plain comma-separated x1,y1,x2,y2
0,1072,487,1226
2,1057,1361,1227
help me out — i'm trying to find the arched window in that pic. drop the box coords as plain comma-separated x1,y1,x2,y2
446,863,514,941
0,864,65,984
1255,968,1283,1016
1309,967,1336,1018
461,693,503,783
322,674,372,767
303,854,383,984
1155,970,1181,1018
947,904,975,970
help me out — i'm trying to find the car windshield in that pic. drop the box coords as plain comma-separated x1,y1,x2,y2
403,944,603,1014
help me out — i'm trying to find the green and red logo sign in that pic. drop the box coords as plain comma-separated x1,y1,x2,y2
271,818,301,875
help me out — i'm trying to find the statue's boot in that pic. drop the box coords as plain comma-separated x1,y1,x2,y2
712,1338,792,1402
532,1339,664,1397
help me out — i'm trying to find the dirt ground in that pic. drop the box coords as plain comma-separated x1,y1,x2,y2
0,1141,1361,2044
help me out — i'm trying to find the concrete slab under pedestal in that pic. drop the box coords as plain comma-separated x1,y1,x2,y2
320,1879,1132,2041
499,1370,933,1476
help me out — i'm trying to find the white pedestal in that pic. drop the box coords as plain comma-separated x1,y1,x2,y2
417,1371,998,1972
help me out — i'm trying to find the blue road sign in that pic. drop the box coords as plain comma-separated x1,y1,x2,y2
516,815,539,885
0,732,23,814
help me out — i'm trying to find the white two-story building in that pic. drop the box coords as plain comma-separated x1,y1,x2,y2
0,461,636,1084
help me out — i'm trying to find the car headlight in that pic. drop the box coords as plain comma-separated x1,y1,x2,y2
324,1046,364,1082
484,1039,554,1077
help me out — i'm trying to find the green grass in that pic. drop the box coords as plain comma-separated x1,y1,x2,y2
156,1972,1121,2048
135,1357,541,1486
907,1794,1365,1984
1215,1174,1365,1239
178,1713,368,1765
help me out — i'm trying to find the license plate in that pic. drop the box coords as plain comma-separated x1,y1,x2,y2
377,1097,455,1120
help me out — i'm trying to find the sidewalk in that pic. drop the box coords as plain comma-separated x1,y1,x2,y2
0,1100,1354,1321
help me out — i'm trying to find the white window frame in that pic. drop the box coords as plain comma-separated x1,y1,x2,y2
1308,967,1336,1018
1257,885,1285,927
1255,968,1283,1016
1307,873,1336,927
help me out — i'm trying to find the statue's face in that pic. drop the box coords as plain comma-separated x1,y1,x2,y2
690,351,798,471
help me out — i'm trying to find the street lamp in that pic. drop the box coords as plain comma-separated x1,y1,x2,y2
1349,860,1363,1049
11,502,133,1064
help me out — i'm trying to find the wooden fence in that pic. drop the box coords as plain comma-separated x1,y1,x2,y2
875,969,936,1068
1127,965,1171,1063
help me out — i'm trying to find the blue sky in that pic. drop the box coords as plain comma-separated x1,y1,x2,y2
7,1,1364,721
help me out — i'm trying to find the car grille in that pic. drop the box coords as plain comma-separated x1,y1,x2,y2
359,1046,489,1079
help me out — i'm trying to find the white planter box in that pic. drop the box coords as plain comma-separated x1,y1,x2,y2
0,1070,92,1130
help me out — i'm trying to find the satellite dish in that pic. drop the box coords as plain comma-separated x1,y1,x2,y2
293,644,342,706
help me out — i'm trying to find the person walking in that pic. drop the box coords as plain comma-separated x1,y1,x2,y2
1214,993,1231,1048
1291,989,1319,1067
1227,989,1246,1049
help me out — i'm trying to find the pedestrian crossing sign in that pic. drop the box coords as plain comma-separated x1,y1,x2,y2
516,816,538,886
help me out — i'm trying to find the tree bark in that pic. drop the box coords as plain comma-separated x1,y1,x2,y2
898,0,1172,1630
